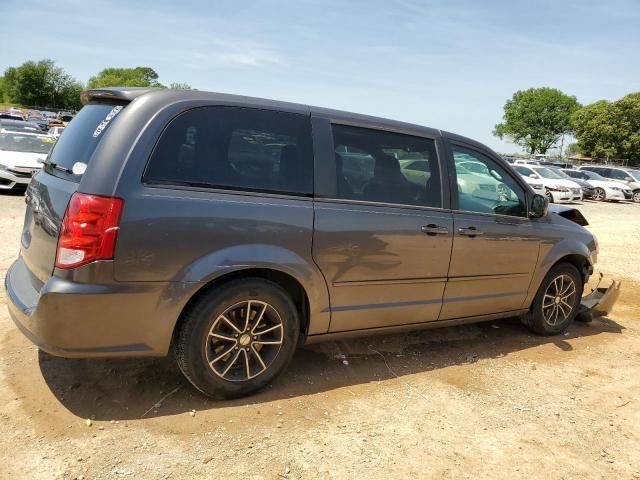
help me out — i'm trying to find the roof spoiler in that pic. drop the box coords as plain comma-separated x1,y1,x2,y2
80,87,159,106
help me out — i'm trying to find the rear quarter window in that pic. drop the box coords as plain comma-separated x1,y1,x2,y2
143,106,313,196
46,104,124,180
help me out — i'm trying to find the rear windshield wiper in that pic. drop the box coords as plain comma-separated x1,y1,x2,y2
37,157,73,174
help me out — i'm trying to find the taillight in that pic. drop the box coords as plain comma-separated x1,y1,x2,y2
55,192,124,269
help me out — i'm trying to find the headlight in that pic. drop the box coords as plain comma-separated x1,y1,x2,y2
548,185,570,192
610,186,622,191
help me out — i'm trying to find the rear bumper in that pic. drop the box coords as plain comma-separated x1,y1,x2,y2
5,256,186,358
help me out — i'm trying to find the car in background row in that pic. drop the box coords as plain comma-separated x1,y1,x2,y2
513,165,582,203
48,126,65,139
0,131,55,190
578,166,640,202
562,169,632,202
548,167,596,200
0,119,42,134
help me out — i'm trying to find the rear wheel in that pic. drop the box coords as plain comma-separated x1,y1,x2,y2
174,278,300,399
593,187,606,201
522,263,583,335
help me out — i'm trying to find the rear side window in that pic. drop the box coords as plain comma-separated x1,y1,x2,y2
144,107,313,196
47,104,124,180
331,124,441,208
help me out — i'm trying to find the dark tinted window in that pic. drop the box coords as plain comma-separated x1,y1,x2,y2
47,104,124,180
332,124,441,207
144,107,313,195
608,169,628,180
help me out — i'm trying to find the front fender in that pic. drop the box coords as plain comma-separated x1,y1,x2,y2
522,238,594,309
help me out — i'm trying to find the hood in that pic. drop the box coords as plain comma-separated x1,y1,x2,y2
548,204,589,226
0,149,46,169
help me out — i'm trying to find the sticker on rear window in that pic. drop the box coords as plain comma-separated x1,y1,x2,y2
92,105,123,138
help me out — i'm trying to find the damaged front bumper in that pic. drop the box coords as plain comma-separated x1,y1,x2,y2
580,273,621,317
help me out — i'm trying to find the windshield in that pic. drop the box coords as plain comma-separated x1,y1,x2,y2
551,168,572,179
0,132,55,154
582,170,605,181
533,167,564,179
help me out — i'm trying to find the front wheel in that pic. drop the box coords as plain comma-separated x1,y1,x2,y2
593,187,606,201
522,263,584,336
174,278,300,399
633,190,640,203
545,189,554,203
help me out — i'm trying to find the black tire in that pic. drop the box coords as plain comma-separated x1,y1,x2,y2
633,190,640,203
522,263,584,336
174,278,300,399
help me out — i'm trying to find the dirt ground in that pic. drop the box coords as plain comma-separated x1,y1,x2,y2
0,192,638,480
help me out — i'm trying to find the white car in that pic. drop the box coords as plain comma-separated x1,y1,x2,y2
0,131,55,190
520,175,546,196
562,169,632,202
48,126,65,139
513,165,582,203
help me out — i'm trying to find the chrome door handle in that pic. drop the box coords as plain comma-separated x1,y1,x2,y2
421,224,449,235
458,227,484,236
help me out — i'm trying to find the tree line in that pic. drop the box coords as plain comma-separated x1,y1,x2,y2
494,87,639,162
0,59,193,111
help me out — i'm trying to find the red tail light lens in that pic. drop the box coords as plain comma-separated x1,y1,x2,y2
55,193,124,269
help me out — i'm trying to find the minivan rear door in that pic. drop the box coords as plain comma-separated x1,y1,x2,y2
311,117,453,333
21,103,126,283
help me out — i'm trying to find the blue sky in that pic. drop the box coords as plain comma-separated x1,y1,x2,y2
1,0,638,152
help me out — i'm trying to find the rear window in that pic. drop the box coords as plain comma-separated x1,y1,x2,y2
46,104,124,180
144,106,313,196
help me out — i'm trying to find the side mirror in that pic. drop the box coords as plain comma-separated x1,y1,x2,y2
529,173,537,178
530,194,548,218
625,176,633,182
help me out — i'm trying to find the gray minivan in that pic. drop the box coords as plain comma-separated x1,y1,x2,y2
5,88,612,398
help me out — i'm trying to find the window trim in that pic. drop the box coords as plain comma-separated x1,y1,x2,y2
447,139,532,219
314,118,447,211
141,105,315,197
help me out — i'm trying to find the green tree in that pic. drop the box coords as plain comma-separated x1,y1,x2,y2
572,92,640,161
494,87,581,154
1,59,83,109
87,67,165,88
169,82,194,90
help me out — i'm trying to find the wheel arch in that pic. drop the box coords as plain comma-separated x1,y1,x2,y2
172,267,313,346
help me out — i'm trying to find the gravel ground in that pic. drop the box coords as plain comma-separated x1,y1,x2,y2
0,193,639,480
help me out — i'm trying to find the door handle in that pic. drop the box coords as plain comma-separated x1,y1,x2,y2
421,224,449,235
458,226,484,236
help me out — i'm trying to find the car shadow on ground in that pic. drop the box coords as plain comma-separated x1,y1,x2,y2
38,316,624,421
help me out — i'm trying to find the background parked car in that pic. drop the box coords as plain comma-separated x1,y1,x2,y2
562,169,631,201
513,165,581,203
48,126,65,139
0,131,55,190
548,167,595,200
579,166,640,202
0,119,42,134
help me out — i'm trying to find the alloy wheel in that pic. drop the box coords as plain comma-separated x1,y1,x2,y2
633,191,640,203
593,187,605,201
205,300,284,382
545,189,554,203
542,274,577,326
